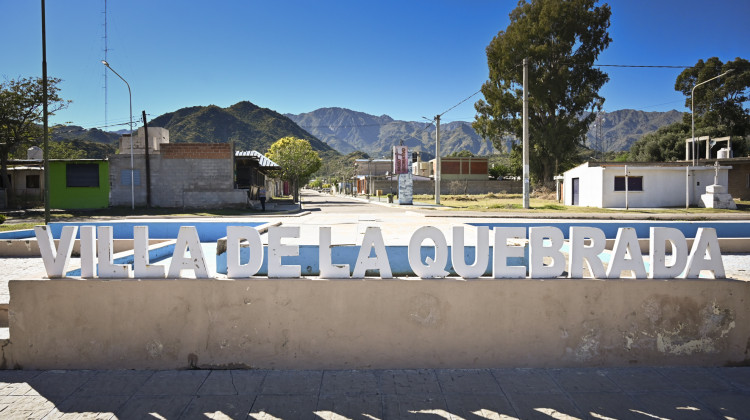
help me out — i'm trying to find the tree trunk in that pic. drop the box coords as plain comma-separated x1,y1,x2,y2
292,177,300,203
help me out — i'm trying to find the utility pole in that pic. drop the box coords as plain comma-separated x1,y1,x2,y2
435,114,441,204
42,0,50,224
142,111,152,208
522,58,530,209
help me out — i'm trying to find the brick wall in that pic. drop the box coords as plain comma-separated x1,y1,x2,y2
110,148,246,208
161,143,232,160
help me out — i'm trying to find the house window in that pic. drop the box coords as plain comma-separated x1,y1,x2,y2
66,164,100,187
26,174,40,188
614,176,643,192
120,169,141,186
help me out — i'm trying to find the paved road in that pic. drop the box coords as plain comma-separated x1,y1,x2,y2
300,190,411,215
1,367,749,419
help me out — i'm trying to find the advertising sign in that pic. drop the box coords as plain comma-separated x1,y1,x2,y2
393,146,409,175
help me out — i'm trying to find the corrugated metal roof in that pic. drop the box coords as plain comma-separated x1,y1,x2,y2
235,150,280,168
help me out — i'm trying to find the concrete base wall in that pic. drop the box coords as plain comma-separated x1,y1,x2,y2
6,278,749,370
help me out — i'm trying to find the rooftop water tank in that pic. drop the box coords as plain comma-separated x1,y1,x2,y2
717,148,731,159
27,146,43,160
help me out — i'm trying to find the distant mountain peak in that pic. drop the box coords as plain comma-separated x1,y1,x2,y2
146,101,335,154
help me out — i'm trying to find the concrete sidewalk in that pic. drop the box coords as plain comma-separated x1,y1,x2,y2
1,367,748,419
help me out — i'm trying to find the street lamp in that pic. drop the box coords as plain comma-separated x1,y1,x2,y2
101,60,135,209
691,69,733,165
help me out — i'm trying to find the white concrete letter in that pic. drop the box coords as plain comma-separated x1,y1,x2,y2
167,226,208,278
352,227,392,278
226,226,263,278
685,227,725,278
98,226,133,278
35,225,77,278
267,226,301,278
649,227,687,279
607,227,646,279
569,227,606,278
408,226,448,278
452,226,489,279
319,227,350,278
492,227,526,278
529,226,565,278
134,226,166,278
79,225,97,278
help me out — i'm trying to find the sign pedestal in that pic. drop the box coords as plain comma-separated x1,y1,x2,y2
398,173,413,205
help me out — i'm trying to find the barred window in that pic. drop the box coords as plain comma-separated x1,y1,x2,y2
614,176,643,192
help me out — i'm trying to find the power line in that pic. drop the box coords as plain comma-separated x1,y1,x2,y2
594,64,689,69
438,90,482,118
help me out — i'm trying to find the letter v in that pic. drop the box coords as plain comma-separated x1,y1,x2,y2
35,225,78,278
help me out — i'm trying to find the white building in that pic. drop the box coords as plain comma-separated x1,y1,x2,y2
563,162,731,208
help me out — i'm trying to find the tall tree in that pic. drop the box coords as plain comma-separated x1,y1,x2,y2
266,137,322,203
629,57,750,162
0,77,68,204
675,57,750,140
473,0,611,183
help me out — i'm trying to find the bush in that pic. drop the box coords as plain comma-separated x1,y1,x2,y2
0,214,5,225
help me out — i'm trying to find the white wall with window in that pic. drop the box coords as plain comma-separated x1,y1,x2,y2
564,162,730,208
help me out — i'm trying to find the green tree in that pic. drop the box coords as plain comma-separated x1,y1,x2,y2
266,136,322,203
308,179,323,189
0,77,69,204
675,57,750,140
630,57,750,162
447,150,474,158
629,121,690,162
473,0,611,183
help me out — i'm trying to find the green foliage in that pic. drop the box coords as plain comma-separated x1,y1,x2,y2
308,179,323,189
629,121,690,162
489,164,511,179
629,56,750,162
447,150,474,158
50,139,116,159
1,77,69,205
314,150,370,189
675,57,750,138
473,0,611,182
266,137,322,202
0,214,5,225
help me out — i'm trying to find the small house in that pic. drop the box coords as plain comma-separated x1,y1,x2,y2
563,161,731,208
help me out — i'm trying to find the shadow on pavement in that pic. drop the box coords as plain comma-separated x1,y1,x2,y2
0,368,748,419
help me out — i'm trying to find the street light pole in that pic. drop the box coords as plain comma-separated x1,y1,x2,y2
101,60,134,209
691,69,733,165
435,115,441,205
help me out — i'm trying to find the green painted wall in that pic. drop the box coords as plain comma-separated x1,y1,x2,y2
49,160,109,209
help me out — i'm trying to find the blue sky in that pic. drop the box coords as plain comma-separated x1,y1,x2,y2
2,0,748,130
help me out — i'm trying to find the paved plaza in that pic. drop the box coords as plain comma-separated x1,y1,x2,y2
0,191,749,418
1,367,749,419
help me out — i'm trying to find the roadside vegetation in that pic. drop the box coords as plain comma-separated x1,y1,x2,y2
412,193,750,214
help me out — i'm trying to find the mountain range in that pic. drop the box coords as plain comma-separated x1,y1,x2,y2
148,101,336,155
285,108,497,159
50,101,683,159
584,109,684,153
